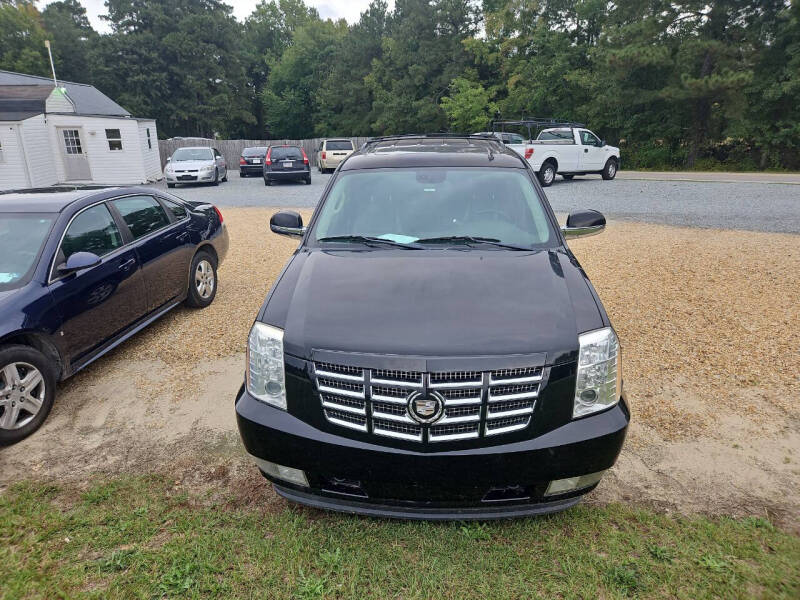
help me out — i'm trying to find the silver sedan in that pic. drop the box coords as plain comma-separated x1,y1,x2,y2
165,147,227,187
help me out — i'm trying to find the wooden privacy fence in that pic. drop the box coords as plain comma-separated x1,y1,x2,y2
158,138,370,170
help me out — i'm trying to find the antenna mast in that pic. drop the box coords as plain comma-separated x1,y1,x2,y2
44,40,58,87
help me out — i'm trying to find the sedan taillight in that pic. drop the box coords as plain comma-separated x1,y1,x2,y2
239,157,246,165
213,206,223,224
265,148,272,165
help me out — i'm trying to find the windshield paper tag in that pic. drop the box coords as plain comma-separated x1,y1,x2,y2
377,234,419,244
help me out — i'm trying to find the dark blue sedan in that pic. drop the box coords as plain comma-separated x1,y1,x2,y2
0,187,228,444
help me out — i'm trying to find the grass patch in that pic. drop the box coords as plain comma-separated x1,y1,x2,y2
1,476,798,599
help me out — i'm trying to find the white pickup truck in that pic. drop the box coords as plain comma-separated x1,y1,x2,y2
504,126,620,187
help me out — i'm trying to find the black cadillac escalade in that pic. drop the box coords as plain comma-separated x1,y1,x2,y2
236,135,629,519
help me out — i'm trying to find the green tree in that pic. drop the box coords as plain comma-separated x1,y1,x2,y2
244,0,320,137
0,0,49,76
262,17,347,138
92,0,253,138
41,0,98,83
440,77,497,131
314,0,389,136
365,0,479,134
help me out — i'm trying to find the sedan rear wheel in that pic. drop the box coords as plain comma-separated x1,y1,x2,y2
186,251,218,308
0,345,56,446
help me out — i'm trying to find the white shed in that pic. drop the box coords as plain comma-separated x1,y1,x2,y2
0,70,162,191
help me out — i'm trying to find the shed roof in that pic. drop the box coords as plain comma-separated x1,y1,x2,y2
0,70,131,120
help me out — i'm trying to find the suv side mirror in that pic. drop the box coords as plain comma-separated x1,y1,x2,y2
599,139,606,147
270,211,306,238
562,209,605,239
57,251,101,275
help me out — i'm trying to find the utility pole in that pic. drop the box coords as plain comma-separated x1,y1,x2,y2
44,40,58,87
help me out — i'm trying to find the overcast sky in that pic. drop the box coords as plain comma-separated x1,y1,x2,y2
40,0,394,32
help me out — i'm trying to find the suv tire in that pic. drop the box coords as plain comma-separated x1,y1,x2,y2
185,251,218,308
0,345,56,446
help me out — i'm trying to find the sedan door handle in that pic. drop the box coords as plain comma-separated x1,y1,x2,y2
118,258,136,272
177,232,190,242
584,148,589,153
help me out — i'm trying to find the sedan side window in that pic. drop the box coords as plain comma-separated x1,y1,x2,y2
111,195,170,239
162,198,187,220
60,204,123,263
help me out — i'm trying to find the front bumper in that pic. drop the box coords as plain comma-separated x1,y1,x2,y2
165,171,216,183
236,387,629,519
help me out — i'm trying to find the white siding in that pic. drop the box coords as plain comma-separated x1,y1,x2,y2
0,122,31,190
45,88,76,113
138,120,162,180
48,115,147,184
20,115,59,187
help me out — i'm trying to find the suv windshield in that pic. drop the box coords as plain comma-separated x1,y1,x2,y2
327,140,353,151
172,148,213,161
312,168,555,248
271,146,303,161
0,214,55,290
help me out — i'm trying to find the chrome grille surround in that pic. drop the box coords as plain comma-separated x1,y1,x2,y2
312,359,543,442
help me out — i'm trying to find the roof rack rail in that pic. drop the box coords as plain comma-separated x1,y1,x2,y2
491,118,585,140
361,133,504,150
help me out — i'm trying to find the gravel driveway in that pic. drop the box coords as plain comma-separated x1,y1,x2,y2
155,170,800,233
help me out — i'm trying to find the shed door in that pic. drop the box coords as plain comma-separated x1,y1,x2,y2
58,128,91,180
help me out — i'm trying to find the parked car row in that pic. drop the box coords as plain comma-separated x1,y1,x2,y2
164,140,358,189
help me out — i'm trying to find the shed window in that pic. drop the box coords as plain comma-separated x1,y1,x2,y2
105,129,123,151
146,127,152,149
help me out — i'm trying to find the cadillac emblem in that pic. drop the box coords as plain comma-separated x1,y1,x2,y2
406,390,445,424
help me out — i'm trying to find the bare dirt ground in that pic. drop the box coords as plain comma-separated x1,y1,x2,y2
1,208,798,529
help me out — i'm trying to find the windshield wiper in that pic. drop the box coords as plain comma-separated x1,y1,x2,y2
317,235,423,249
415,236,531,250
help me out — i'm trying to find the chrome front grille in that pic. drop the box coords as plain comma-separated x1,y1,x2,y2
313,361,543,442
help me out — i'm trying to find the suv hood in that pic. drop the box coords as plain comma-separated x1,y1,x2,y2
263,249,606,365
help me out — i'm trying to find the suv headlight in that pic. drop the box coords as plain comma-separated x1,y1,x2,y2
573,327,621,418
247,322,287,410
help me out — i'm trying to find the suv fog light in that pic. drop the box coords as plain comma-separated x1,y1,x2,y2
544,470,606,496
252,456,309,487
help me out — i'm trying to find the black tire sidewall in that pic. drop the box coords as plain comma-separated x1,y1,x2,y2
603,159,618,180
0,345,56,446
185,251,218,308
540,163,555,187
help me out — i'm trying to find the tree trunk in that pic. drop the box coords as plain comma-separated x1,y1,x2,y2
687,49,714,169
